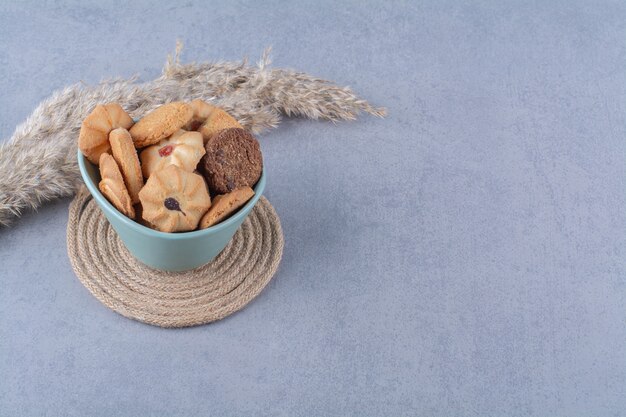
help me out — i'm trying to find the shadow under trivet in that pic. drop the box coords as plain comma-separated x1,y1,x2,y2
66,187,284,328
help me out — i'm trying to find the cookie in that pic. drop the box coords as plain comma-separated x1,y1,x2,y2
198,107,242,143
129,102,193,148
98,153,135,219
201,128,263,194
109,128,144,204
199,186,255,229
78,103,134,164
138,165,211,233
184,99,216,131
139,129,205,178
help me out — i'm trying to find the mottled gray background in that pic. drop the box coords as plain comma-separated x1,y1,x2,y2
1,1,625,416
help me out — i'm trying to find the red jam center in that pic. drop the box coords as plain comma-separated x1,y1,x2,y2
158,145,174,157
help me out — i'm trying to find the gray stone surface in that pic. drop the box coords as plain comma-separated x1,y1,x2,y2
1,1,625,416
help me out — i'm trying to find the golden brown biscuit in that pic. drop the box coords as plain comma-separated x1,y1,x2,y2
138,165,211,233
184,99,217,131
129,102,193,148
109,128,144,204
198,107,242,143
139,130,205,179
105,103,134,129
78,103,134,164
98,153,135,219
199,186,254,229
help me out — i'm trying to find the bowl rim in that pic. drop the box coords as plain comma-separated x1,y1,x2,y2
77,150,266,240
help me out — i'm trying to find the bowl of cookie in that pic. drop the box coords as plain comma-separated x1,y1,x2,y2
77,100,265,271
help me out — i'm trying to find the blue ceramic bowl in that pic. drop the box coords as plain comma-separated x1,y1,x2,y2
77,150,266,271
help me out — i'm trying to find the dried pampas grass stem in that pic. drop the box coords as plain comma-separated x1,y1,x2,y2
0,44,385,227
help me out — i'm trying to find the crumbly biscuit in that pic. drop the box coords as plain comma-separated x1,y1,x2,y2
129,102,193,148
138,165,211,233
200,128,263,194
98,153,135,219
109,128,144,204
184,99,217,131
139,130,205,178
199,186,254,229
198,107,242,143
79,103,133,164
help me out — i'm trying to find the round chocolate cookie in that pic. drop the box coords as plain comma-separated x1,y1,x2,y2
201,128,263,194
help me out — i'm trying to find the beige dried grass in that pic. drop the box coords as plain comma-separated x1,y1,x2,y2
0,43,384,226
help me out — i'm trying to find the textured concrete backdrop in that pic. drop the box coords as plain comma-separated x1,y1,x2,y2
1,1,625,416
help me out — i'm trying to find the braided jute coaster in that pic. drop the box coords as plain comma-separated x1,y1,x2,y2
66,187,284,328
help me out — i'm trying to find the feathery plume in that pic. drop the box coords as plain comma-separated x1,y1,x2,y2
0,43,385,226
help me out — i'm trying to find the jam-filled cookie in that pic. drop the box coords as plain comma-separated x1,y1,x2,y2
79,103,134,164
139,130,205,179
98,153,135,219
184,99,216,131
109,128,143,204
138,165,211,233
198,106,242,143
199,186,255,229
129,102,193,148
201,128,263,194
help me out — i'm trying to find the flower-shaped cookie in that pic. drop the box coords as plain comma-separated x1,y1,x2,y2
184,99,217,131
198,107,242,143
139,130,206,178
138,165,211,233
79,103,134,164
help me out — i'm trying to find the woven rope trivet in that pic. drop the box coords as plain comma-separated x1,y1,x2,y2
66,187,284,328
